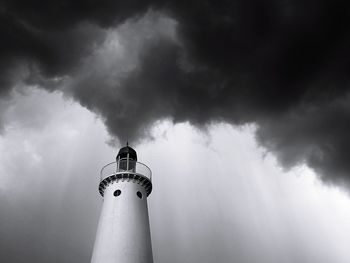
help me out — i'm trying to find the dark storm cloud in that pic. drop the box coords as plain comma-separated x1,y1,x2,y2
0,0,158,94
1,0,350,188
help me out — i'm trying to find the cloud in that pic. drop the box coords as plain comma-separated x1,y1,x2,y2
1,0,350,189
2,95,350,262
0,88,112,262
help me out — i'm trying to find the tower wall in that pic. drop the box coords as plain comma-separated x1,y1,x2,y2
91,181,153,263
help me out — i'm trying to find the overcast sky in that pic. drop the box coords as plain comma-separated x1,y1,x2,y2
1,1,350,262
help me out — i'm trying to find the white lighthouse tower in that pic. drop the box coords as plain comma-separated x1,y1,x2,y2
91,145,153,263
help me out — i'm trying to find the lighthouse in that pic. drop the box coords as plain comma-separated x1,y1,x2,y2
91,145,154,263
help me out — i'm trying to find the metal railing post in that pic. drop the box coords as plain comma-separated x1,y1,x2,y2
126,153,129,171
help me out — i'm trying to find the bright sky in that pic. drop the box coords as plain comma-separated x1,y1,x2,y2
1,87,350,262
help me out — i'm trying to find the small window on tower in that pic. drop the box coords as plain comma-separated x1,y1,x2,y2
137,191,143,199
114,190,121,197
